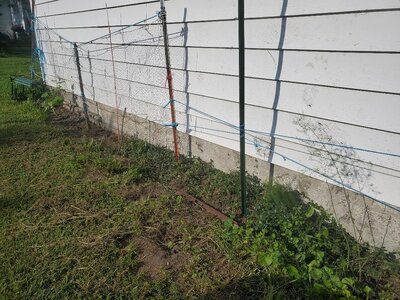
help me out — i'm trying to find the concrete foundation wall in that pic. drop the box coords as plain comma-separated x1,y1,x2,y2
62,90,400,253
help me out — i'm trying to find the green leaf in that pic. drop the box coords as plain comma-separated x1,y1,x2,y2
310,268,323,280
258,253,274,267
312,283,326,295
321,227,329,238
342,277,355,288
286,265,301,280
305,207,315,218
166,241,174,250
223,219,233,228
363,285,373,295
315,251,325,261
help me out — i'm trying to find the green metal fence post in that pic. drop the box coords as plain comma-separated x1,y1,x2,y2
239,0,247,215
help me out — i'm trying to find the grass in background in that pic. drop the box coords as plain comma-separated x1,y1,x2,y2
0,43,399,299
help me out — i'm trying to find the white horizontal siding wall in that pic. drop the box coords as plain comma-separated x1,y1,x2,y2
34,0,400,209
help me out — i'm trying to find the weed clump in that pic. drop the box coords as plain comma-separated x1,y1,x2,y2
221,184,399,299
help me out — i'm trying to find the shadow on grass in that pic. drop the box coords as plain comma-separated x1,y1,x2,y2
0,123,58,146
0,193,34,212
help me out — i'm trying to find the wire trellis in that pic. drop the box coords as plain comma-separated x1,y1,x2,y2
33,9,400,213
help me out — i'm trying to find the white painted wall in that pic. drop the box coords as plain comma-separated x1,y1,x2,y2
34,0,400,209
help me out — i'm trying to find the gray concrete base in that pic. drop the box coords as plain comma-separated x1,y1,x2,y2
62,91,400,253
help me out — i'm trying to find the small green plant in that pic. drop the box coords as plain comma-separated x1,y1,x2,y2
122,167,142,184
18,84,64,114
35,88,64,113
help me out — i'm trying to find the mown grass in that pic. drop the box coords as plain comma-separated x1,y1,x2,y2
0,43,399,299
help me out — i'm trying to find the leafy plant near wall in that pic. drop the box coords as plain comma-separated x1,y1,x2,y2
35,88,64,113
293,116,381,246
291,116,399,291
23,84,64,114
220,184,399,299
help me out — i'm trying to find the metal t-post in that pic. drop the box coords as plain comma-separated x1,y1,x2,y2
160,0,180,162
239,0,247,215
73,43,90,129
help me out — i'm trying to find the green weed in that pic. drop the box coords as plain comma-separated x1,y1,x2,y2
220,184,399,299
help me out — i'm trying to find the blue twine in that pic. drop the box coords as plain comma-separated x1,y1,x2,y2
248,129,400,159
174,99,238,131
239,124,245,136
248,139,400,212
163,99,174,108
254,141,262,149
173,99,400,159
34,48,46,81
163,122,179,128
34,47,46,63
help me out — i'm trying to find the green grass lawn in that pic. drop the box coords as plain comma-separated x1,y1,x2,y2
0,44,399,299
